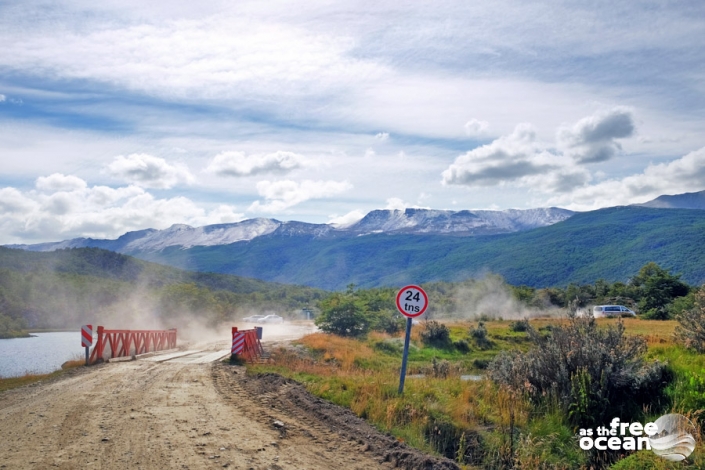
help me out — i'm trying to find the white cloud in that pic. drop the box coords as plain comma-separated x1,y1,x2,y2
464,118,489,136
0,187,37,214
0,94,5,102
442,109,638,194
383,197,430,211
375,132,390,141
106,153,194,189
328,209,365,227
557,108,635,163
248,179,352,213
384,197,407,210
0,15,383,102
205,151,306,177
551,146,705,210
442,123,560,187
36,173,87,192
0,177,242,243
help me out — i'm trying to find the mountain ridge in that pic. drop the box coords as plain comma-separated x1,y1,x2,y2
8,207,574,253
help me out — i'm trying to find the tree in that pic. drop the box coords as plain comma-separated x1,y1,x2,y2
675,286,705,352
315,293,371,337
631,262,690,319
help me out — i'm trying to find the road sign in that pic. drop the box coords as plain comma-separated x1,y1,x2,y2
395,285,428,318
396,285,429,395
81,324,93,347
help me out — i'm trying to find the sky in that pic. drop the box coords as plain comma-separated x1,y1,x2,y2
1,0,705,244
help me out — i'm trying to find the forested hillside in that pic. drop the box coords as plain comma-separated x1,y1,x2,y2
0,247,325,338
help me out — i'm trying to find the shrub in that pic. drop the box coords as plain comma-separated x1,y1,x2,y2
489,316,670,428
473,358,489,370
675,286,705,352
431,358,450,378
420,320,451,348
508,319,529,332
372,310,406,334
469,322,493,350
453,339,471,353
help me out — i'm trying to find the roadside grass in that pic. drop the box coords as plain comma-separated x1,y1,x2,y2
0,354,86,393
250,318,702,468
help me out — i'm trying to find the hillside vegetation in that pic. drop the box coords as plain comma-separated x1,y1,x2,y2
0,247,325,338
136,206,705,290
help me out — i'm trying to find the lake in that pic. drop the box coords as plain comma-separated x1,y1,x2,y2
0,332,85,378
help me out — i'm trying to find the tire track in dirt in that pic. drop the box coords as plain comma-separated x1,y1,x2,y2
212,364,460,470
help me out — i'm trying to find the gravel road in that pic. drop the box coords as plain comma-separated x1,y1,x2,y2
0,344,458,470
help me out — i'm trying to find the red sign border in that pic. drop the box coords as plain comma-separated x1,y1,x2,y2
395,285,429,318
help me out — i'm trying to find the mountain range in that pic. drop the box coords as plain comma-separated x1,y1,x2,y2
9,207,574,253
7,190,705,290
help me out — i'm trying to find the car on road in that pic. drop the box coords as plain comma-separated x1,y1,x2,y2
592,305,636,318
242,314,267,323
261,314,284,324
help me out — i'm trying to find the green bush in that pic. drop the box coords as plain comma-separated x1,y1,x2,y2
453,339,471,353
420,320,451,348
489,316,670,428
508,319,529,332
469,322,493,350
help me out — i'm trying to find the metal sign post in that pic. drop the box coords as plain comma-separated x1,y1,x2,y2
395,285,428,394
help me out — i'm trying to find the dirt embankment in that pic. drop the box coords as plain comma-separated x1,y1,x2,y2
0,357,458,470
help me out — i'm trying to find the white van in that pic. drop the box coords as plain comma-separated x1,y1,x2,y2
592,305,636,318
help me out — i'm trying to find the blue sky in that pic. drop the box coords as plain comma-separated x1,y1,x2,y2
1,0,704,243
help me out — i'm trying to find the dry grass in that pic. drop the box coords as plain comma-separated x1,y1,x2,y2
298,332,375,371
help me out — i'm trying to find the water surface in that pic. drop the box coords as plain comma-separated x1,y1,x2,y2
0,332,85,378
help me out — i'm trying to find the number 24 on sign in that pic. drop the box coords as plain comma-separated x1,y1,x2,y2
395,285,428,318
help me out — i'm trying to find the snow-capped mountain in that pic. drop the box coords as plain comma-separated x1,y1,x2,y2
348,208,574,235
8,207,574,253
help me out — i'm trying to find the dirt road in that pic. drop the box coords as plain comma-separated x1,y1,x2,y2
0,344,458,470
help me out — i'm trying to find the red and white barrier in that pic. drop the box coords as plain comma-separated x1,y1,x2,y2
231,330,245,354
81,324,93,347
231,327,264,362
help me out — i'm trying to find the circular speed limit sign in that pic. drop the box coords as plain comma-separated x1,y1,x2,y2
395,285,429,318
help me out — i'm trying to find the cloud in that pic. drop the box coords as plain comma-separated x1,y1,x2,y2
0,94,5,102
442,123,558,187
205,151,306,177
383,197,430,210
375,132,390,141
464,118,489,136
0,176,242,243
106,153,194,189
328,209,365,227
0,15,383,103
552,146,705,210
558,108,635,163
36,173,87,192
248,179,352,213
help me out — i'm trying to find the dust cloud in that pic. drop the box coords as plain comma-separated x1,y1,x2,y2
448,275,564,320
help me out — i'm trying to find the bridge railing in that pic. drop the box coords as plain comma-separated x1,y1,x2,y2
89,326,177,364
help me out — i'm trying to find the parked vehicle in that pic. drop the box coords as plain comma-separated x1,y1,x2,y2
242,314,266,323
592,305,636,318
261,314,284,324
